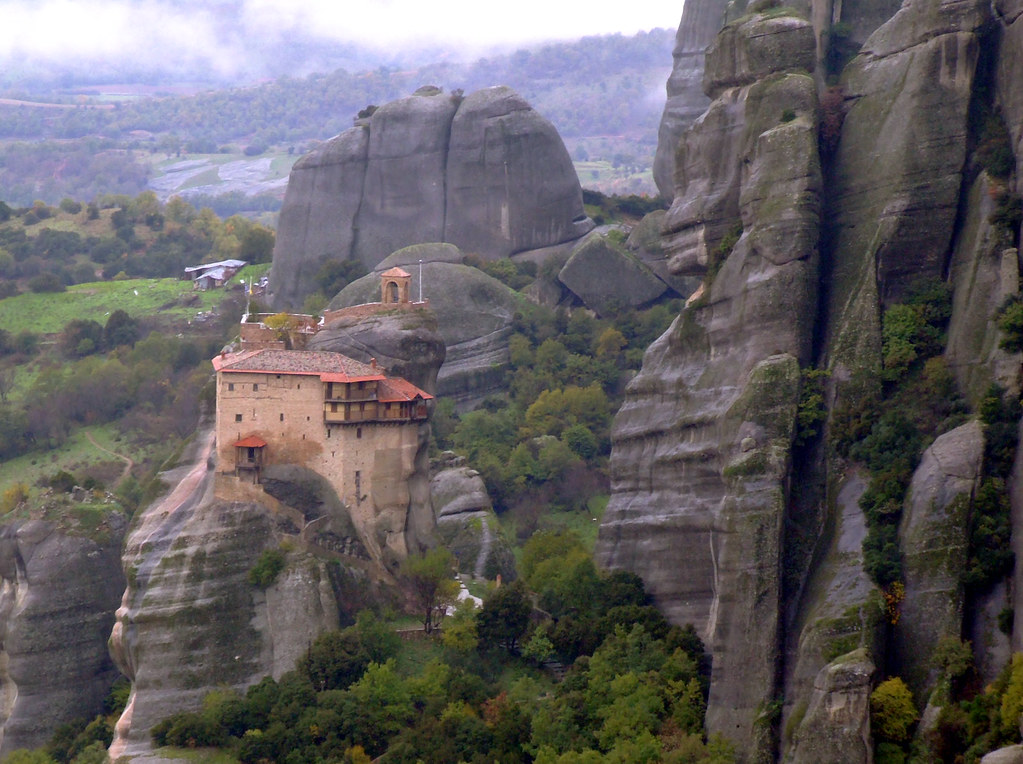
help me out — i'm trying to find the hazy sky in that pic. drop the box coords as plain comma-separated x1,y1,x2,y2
0,1,685,80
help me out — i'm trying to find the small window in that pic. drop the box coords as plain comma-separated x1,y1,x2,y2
357,427,362,439
297,384,301,390
228,383,234,391
235,414,242,422
327,428,331,439
306,416,310,421
253,383,259,391
280,413,284,422
276,374,281,379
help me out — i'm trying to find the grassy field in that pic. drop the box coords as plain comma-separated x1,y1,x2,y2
0,423,126,498
0,278,225,334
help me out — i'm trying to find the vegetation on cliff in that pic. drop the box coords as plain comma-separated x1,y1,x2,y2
144,539,728,764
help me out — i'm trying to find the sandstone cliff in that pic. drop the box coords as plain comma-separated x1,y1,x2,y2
269,86,592,310
0,517,126,755
605,0,1023,757
595,10,822,759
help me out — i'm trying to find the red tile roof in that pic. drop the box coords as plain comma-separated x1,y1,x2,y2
380,266,411,278
213,349,385,382
233,435,268,448
378,377,434,402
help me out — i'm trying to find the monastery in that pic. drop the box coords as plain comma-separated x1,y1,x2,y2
211,266,433,563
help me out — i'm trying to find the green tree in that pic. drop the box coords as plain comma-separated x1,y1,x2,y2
870,677,917,743
103,310,139,349
298,628,371,692
399,547,460,633
339,660,415,757
478,581,531,652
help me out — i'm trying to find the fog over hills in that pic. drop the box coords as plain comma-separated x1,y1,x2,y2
0,0,683,90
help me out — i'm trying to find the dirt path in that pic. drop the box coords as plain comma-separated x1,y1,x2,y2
86,432,134,485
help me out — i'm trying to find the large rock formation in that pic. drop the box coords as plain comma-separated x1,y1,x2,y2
430,464,516,581
0,518,126,755
330,244,533,409
596,10,822,758
895,420,983,696
108,432,348,757
786,649,876,764
269,86,592,310
653,0,726,199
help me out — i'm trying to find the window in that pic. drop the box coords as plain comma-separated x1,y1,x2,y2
280,413,284,421
235,414,242,422
357,427,362,439
253,383,259,392
228,383,234,391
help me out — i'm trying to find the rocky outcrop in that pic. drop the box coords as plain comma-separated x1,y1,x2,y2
310,305,445,397
826,0,991,310
557,232,669,316
108,426,397,756
596,11,822,758
982,746,1023,764
782,472,885,752
269,86,592,310
946,175,1021,405
0,518,126,755
330,246,532,409
896,420,984,697
653,0,727,198
431,466,516,581
786,649,875,764
626,211,699,298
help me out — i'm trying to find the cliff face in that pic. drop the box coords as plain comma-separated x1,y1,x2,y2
595,11,822,758
0,519,126,755
652,0,725,199
108,434,346,757
269,86,592,311
606,0,1023,757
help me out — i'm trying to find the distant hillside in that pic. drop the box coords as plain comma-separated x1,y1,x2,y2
0,30,673,206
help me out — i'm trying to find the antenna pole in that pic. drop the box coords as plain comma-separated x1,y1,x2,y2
419,259,423,302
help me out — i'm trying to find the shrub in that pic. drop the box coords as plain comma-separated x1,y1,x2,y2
28,272,66,293
247,548,286,589
871,677,918,743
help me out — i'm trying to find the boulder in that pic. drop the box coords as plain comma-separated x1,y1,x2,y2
626,210,698,298
786,649,876,764
558,232,668,315
982,746,1023,764
431,467,516,581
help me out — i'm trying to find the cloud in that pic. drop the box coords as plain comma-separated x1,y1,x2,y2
0,0,683,80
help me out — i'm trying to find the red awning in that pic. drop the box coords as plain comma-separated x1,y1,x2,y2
233,435,267,448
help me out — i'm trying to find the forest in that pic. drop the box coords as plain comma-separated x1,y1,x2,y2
0,29,673,207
